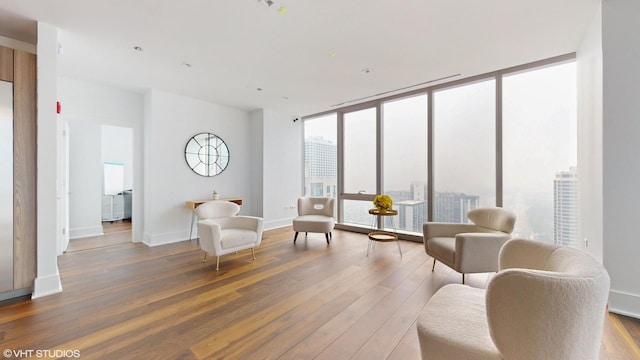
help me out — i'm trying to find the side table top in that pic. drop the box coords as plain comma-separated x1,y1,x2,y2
368,208,398,216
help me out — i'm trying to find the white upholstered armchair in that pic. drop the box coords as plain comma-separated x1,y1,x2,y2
196,201,264,270
292,197,335,244
416,238,611,360
423,207,516,283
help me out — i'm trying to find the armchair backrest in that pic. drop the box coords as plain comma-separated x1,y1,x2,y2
467,207,516,233
195,201,240,219
297,197,334,217
486,239,610,360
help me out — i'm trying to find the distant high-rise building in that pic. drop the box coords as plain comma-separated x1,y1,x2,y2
391,186,479,230
410,182,428,201
434,192,479,223
554,167,578,247
396,200,428,232
389,182,428,231
304,136,337,197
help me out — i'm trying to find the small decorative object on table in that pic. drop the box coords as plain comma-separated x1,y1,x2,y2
212,190,220,200
373,194,393,212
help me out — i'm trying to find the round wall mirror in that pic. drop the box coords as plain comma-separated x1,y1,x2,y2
185,132,230,176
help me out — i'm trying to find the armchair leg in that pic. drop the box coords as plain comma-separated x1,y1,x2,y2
203,252,208,263
216,256,220,271
294,232,299,243
462,273,465,284
251,247,256,260
325,233,330,244
432,259,436,271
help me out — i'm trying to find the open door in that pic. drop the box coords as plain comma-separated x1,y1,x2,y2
57,118,70,255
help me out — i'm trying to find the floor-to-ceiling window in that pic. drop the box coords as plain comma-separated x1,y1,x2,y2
382,94,428,232
433,79,496,223
303,54,577,245
502,61,577,245
303,113,337,199
342,106,378,227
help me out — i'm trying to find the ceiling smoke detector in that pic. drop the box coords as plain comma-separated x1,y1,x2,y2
259,0,274,6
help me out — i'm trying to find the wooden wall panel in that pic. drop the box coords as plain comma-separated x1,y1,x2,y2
0,46,13,82
12,50,37,289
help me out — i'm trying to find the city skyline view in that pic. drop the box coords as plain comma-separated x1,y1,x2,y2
303,61,577,247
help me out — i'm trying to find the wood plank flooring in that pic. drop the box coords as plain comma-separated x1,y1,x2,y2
66,220,132,253
1,226,639,359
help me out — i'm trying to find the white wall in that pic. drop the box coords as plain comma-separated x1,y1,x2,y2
143,89,252,246
33,22,62,299
58,77,144,123
57,77,144,242
67,120,103,239
577,5,603,261
261,110,302,230
602,0,640,318
250,110,264,218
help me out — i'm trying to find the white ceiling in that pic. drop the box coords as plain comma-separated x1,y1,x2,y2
0,0,600,117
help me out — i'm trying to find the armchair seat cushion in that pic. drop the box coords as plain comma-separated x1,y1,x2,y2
417,284,501,360
426,237,456,267
293,215,334,233
221,229,259,250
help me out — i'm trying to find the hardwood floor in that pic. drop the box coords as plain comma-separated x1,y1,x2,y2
1,227,639,359
66,220,132,253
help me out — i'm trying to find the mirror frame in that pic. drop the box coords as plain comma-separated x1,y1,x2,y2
184,132,230,177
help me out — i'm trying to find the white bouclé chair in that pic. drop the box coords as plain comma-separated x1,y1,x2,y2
423,207,516,283
416,238,611,360
196,201,263,270
292,197,335,244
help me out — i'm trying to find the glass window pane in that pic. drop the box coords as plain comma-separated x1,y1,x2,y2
303,114,337,198
503,62,577,246
383,94,428,233
344,108,376,194
433,79,496,223
342,199,374,227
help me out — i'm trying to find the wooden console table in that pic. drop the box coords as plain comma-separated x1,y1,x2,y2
186,198,244,240
186,198,243,211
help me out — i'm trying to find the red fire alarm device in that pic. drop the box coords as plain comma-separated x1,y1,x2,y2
56,101,61,114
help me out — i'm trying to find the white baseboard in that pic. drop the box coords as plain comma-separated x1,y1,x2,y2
609,289,640,319
143,230,192,247
69,226,104,239
32,273,63,299
264,218,294,231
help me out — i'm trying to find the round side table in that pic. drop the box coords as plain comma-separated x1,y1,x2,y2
367,208,402,257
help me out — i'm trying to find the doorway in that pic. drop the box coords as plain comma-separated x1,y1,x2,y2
65,121,134,252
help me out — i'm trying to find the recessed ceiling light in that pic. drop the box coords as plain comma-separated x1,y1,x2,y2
133,46,143,52
277,6,288,14
328,51,337,57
